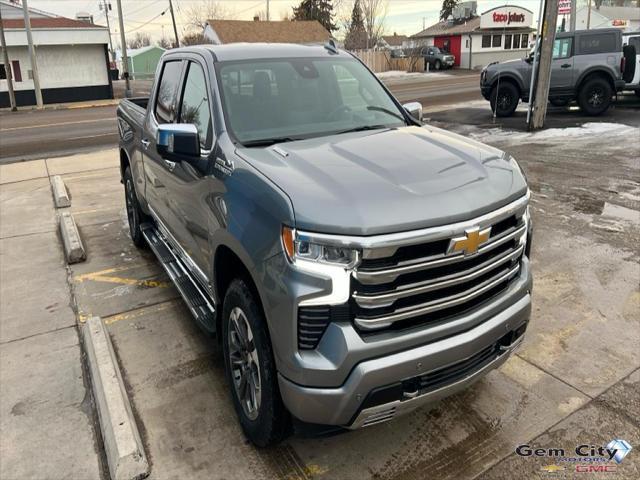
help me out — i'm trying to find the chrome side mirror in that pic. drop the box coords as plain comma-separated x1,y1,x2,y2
403,102,423,122
156,123,200,159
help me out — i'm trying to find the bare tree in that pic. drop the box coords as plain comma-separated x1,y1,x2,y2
404,45,426,72
157,35,171,49
361,0,388,48
180,32,212,46
184,0,228,31
127,32,151,50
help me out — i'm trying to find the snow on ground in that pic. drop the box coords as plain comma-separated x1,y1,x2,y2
376,71,454,80
467,122,640,144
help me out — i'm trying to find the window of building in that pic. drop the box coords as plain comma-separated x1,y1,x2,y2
482,35,491,48
505,34,513,49
465,38,469,48
11,61,21,82
520,34,529,49
578,32,616,54
511,34,521,50
179,61,213,150
553,38,573,59
492,35,502,48
0,64,6,80
155,60,183,124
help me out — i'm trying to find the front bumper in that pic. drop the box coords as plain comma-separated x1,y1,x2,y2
278,289,531,427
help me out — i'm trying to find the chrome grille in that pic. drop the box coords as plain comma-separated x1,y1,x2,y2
351,197,528,331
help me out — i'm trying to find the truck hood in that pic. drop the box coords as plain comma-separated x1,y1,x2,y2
236,126,528,236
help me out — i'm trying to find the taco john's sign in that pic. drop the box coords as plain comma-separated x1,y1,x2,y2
480,6,534,29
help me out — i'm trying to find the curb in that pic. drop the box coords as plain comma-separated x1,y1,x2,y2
83,316,149,480
0,99,119,113
59,212,86,263
51,175,71,208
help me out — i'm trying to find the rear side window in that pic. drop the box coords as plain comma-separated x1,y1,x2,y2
154,60,182,124
179,62,213,150
553,38,573,59
578,33,617,55
629,37,640,50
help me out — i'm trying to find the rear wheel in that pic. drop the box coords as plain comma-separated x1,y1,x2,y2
490,82,519,117
124,166,149,249
222,279,291,447
577,77,612,115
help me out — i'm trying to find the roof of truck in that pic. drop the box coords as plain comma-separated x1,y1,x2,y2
168,43,352,62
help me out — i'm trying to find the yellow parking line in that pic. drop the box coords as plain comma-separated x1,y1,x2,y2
104,301,175,325
93,275,170,288
74,265,136,281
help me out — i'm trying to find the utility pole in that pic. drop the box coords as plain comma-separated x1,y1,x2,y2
529,0,560,130
586,0,592,29
569,0,577,31
22,0,43,108
100,0,116,63
116,0,130,97
0,6,17,111
168,0,179,48
266,0,270,21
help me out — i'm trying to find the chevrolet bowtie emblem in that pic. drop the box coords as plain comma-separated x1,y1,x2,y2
448,226,492,256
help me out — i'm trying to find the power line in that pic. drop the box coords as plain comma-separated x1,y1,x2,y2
125,8,168,34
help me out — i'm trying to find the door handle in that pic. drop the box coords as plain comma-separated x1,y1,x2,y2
561,63,571,68
141,138,150,150
163,159,176,172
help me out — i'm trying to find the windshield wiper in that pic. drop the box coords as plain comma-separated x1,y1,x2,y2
241,137,299,147
366,106,406,122
334,124,391,135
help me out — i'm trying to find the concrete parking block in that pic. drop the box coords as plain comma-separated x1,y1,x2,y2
0,159,48,184
83,316,149,480
106,300,284,480
0,327,102,480
0,232,76,343
46,148,118,175
0,177,56,238
59,211,86,263
51,174,71,207
70,220,178,320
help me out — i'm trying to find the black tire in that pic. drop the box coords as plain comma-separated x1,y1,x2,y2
490,82,519,117
222,279,291,447
635,90,640,98
577,76,612,116
434,59,441,71
550,98,569,107
123,166,149,249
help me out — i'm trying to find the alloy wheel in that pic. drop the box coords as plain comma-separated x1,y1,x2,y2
228,307,262,420
588,87,604,107
125,178,138,234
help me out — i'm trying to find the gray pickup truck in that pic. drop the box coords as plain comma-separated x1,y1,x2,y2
423,46,456,70
117,43,532,446
481,28,628,116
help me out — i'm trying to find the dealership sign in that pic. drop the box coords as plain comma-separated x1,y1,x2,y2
480,6,534,29
558,0,571,14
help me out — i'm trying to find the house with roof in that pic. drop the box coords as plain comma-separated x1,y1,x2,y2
410,3,535,69
378,33,409,51
203,18,331,45
573,5,640,32
117,46,165,80
0,0,112,107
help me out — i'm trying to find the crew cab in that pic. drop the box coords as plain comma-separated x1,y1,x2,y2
117,43,532,446
480,28,629,116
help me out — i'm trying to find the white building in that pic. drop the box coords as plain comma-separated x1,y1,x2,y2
411,4,535,70
0,0,112,107
573,5,640,32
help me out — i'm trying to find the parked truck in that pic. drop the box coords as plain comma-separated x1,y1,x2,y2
117,43,533,446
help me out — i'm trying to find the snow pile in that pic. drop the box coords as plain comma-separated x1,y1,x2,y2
376,71,453,80
469,122,639,143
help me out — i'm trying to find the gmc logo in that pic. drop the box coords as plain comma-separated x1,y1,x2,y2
575,465,617,473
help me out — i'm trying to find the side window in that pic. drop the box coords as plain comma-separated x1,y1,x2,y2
553,38,572,59
492,35,502,48
154,60,182,124
482,35,491,48
520,34,529,49
179,61,213,150
628,36,640,50
505,34,513,50
513,34,521,49
578,33,616,55
0,64,6,80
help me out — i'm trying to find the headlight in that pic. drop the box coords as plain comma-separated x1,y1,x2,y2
508,155,528,183
281,226,360,268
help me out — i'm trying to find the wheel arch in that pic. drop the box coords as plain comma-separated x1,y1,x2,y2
490,74,523,97
119,148,130,182
576,68,616,93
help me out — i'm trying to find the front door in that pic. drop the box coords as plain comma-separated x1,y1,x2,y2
550,36,574,91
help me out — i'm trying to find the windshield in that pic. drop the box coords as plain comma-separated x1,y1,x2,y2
216,57,407,145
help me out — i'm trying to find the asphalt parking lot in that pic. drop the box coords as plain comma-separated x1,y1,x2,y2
1,101,638,480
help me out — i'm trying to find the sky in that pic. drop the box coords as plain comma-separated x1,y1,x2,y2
26,0,550,44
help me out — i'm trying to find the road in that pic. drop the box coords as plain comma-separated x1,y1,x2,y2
0,72,481,164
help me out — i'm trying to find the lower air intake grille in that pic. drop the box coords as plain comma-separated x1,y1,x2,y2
298,305,350,350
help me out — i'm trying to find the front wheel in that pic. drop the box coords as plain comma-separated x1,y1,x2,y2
222,279,291,447
577,77,612,115
434,59,441,71
490,82,519,117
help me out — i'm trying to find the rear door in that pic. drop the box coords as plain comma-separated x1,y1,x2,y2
550,36,574,92
143,58,185,228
